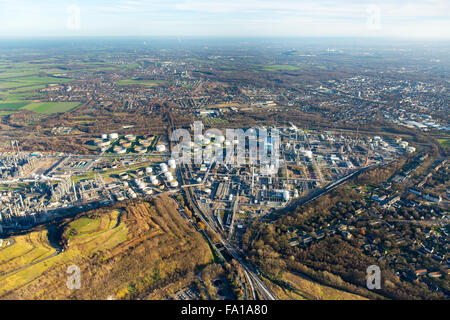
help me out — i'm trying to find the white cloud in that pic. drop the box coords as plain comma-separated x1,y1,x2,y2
0,0,448,37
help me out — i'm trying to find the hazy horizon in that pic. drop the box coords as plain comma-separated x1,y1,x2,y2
0,0,449,39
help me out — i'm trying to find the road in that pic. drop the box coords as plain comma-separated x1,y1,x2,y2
179,161,391,300
278,161,390,215
0,246,61,277
178,163,277,300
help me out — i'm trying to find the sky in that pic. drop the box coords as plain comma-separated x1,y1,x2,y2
0,0,449,38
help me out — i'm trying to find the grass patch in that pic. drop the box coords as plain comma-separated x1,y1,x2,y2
22,102,81,114
437,138,450,148
266,271,368,300
0,110,17,116
262,65,301,71
202,116,229,125
0,102,28,110
0,230,55,275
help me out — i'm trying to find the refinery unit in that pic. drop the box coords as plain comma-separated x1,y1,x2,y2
91,132,166,155
0,126,410,236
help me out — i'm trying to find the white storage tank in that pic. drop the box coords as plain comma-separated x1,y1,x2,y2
109,133,119,140
170,181,179,188
160,163,168,172
156,144,166,152
114,147,126,154
168,159,176,169
406,146,416,153
135,146,147,154
164,171,173,178
145,167,153,174
140,139,152,147
303,150,313,159
125,134,136,141
138,183,146,190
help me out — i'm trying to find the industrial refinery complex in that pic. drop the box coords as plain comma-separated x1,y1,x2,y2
0,124,409,237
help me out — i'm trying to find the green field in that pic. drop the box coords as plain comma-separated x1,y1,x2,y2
0,75,72,90
0,101,81,113
0,60,75,106
22,102,81,113
0,102,28,110
201,116,229,125
262,65,302,71
0,110,17,117
117,79,167,87
0,231,56,275
437,138,450,148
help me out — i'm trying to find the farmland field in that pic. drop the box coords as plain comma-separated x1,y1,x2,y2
262,64,302,71
0,102,28,110
22,102,81,113
0,61,75,106
0,75,72,89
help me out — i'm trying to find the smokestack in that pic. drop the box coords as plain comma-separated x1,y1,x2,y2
72,181,78,201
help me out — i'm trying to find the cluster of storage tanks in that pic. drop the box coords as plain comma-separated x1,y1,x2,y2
174,132,250,158
184,133,229,156
96,133,160,154
158,160,179,187
94,132,120,148
189,129,276,154
135,179,153,196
